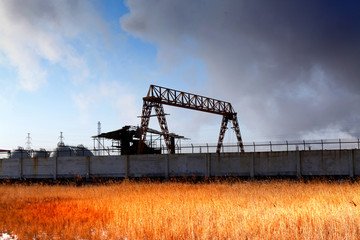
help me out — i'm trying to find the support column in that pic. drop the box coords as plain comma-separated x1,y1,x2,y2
250,153,255,179
349,150,354,178
138,100,153,154
53,157,57,181
205,154,210,178
216,116,229,154
296,148,301,178
232,114,245,153
165,155,169,179
154,103,172,153
19,158,23,180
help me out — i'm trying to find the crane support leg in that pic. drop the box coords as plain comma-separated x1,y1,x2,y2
232,114,245,153
153,103,172,153
138,100,152,154
140,85,246,154
216,116,229,153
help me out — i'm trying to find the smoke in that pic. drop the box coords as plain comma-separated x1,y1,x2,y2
121,0,360,140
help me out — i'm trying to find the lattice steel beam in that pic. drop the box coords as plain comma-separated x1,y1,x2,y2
138,100,152,154
217,115,229,153
144,85,237,118
231,114,245,152
153,103,172,153
138,101,173,154
139,85,245,154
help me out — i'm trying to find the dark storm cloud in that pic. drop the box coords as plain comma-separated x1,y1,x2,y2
121,0,360,139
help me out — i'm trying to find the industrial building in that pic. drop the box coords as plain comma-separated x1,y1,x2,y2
0,85,359,179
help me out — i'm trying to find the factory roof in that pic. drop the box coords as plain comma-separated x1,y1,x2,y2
92,125,186,141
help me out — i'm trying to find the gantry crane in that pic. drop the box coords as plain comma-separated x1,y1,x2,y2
138,85,245,154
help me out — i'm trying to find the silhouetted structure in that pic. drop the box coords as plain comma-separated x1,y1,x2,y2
138,85,245,154
94,125,164,155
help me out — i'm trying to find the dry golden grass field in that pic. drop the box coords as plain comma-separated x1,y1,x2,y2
0,179,360,239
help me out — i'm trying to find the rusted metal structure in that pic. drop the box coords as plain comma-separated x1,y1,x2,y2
138,85,245,154
93,125,184,155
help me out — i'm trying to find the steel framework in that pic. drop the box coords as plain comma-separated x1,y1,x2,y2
138,85,245,154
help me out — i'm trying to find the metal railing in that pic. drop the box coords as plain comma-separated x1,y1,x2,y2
172,139,360,154
1,139,359,159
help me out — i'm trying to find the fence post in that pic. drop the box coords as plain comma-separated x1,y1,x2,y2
19,158,23,180
321,139,323,151
253,142,256,152
191,144,194,154
296,146,301,178
270,141,272,152
303,140,306,151
339,139,341,150
349,150,354,178
207,144,209,153
165,155,169,179
205,154,210,178
250,152,255,179
286,141,288,152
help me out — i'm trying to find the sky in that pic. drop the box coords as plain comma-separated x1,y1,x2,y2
0,0,359,151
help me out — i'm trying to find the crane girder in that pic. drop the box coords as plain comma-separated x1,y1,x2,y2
144,85,236,118
138,85,245,154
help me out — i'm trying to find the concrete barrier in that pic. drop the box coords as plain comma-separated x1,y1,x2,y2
0,158,20,179
22,157,55,179
0,149,359,179
169,154,207,177
301,150,350,176
253,151,298,176
210,153,250,177
90,156,127,178
129,154,167,177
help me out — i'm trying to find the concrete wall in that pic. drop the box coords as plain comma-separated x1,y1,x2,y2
210,153,250,177
0,149,359,179
253,151,298,176
169,154,207,177
22,157,55,179
0,158,20,179
355,150,360,176
90,156,127,178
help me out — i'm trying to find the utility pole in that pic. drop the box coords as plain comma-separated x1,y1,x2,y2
59,132,64,146
25,133,32,150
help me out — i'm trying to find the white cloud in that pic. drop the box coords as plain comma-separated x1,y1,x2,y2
72,81,140,125
0,0,109,91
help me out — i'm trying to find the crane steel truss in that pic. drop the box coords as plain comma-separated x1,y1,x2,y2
138,85,245,154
